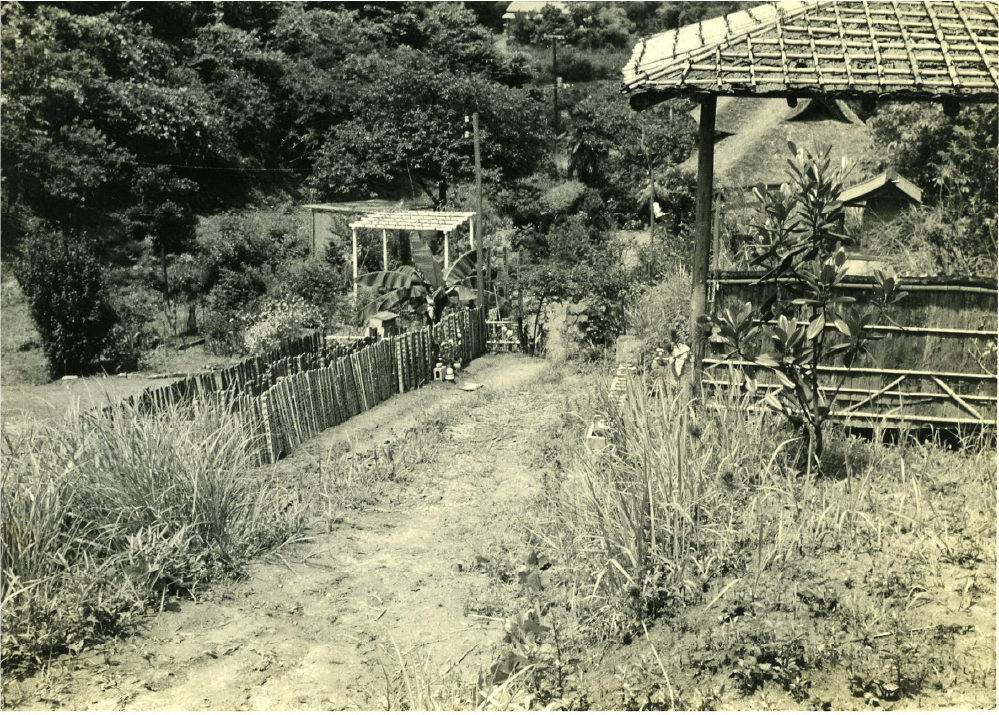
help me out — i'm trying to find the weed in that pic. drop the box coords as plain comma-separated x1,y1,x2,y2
0,399,298,675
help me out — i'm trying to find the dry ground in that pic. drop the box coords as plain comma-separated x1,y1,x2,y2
5,354,578,710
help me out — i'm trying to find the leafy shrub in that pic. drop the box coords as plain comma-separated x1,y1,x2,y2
867,204,998,276
626,264,690,365
104,284,161,372
203,269,266,355
272,257,349,318
14,229,118,378
243,295,325,355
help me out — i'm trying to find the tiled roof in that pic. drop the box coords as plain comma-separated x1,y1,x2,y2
623,1,999,103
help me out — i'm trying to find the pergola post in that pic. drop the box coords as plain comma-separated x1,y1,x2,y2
688,94,717,390
468,216,475,251
444,232,450,272
382,229,388,271
311,208,317,260
352,228,358,300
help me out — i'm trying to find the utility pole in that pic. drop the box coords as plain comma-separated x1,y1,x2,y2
544,34,565,135
472,112,485,307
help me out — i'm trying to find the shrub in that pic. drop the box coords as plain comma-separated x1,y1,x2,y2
104,284,161,372
272,257,349,318
243,295,326,355
626,264,690,365
202,270,267,355
1,400,300,674
14,229,118,378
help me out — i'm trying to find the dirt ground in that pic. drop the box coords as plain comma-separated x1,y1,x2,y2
0,348,240,433
6,353,557,710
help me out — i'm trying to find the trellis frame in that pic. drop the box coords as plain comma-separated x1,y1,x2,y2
621,0,999,399
346,211,477,298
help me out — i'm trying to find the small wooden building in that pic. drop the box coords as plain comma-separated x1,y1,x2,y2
368,311,400,339
840,170,923,237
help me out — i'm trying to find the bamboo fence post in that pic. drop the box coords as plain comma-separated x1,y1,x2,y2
260,392,274,464
395,336,404,394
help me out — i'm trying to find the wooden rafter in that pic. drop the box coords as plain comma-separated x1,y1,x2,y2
623,1,999,102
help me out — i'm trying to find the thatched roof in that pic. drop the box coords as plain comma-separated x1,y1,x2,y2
623,1,999,106
840,170,922,204
679,96,871,187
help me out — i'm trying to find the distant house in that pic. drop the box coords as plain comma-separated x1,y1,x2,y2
839,170,923,233
502,1,569,24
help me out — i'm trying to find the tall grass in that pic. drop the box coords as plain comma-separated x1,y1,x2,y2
547,375,797,622
1,400,299,674
542,368,996,654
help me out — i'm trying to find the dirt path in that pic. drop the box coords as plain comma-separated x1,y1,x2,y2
9,354,552,710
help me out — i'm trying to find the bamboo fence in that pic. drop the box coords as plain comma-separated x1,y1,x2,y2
707,273,998,428
105,307,489,465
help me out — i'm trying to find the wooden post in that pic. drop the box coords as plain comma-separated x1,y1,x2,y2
473,112,485,306
468,216,475,251
352,227,358,300
444,231,450,272
712,199,723,270
688,94,717,389
311,208,316,260
382,229,388,272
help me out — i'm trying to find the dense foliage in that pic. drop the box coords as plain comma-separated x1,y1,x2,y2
3,1,995,373
866,103,998,275
14,229,118,377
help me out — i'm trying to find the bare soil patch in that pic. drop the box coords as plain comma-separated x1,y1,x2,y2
5,354,561,710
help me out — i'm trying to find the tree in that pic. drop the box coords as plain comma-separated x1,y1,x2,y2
15,229,119,377
711,144,906,472
310,48,547,205
355,234,484,323
866,103,997,275
565,84,696,225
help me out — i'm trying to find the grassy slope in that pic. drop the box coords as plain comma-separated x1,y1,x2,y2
1,280,48,387
517,374,997,710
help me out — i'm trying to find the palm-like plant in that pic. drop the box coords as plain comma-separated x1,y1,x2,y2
355,234,483,323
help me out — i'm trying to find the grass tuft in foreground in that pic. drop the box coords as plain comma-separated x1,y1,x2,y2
0,400,302,675
530,373,996,708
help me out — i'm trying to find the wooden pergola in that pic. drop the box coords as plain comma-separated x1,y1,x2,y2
621,0,999,384
346,211,477,298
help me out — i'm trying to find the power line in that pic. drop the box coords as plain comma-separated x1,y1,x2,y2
120,159,312,173
5,154,314,173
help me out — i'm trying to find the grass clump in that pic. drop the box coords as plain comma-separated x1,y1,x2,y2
534,372,996,708
1,400,300,675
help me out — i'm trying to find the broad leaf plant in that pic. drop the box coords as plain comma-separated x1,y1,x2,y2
355,233,491,323
711,143,907,472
